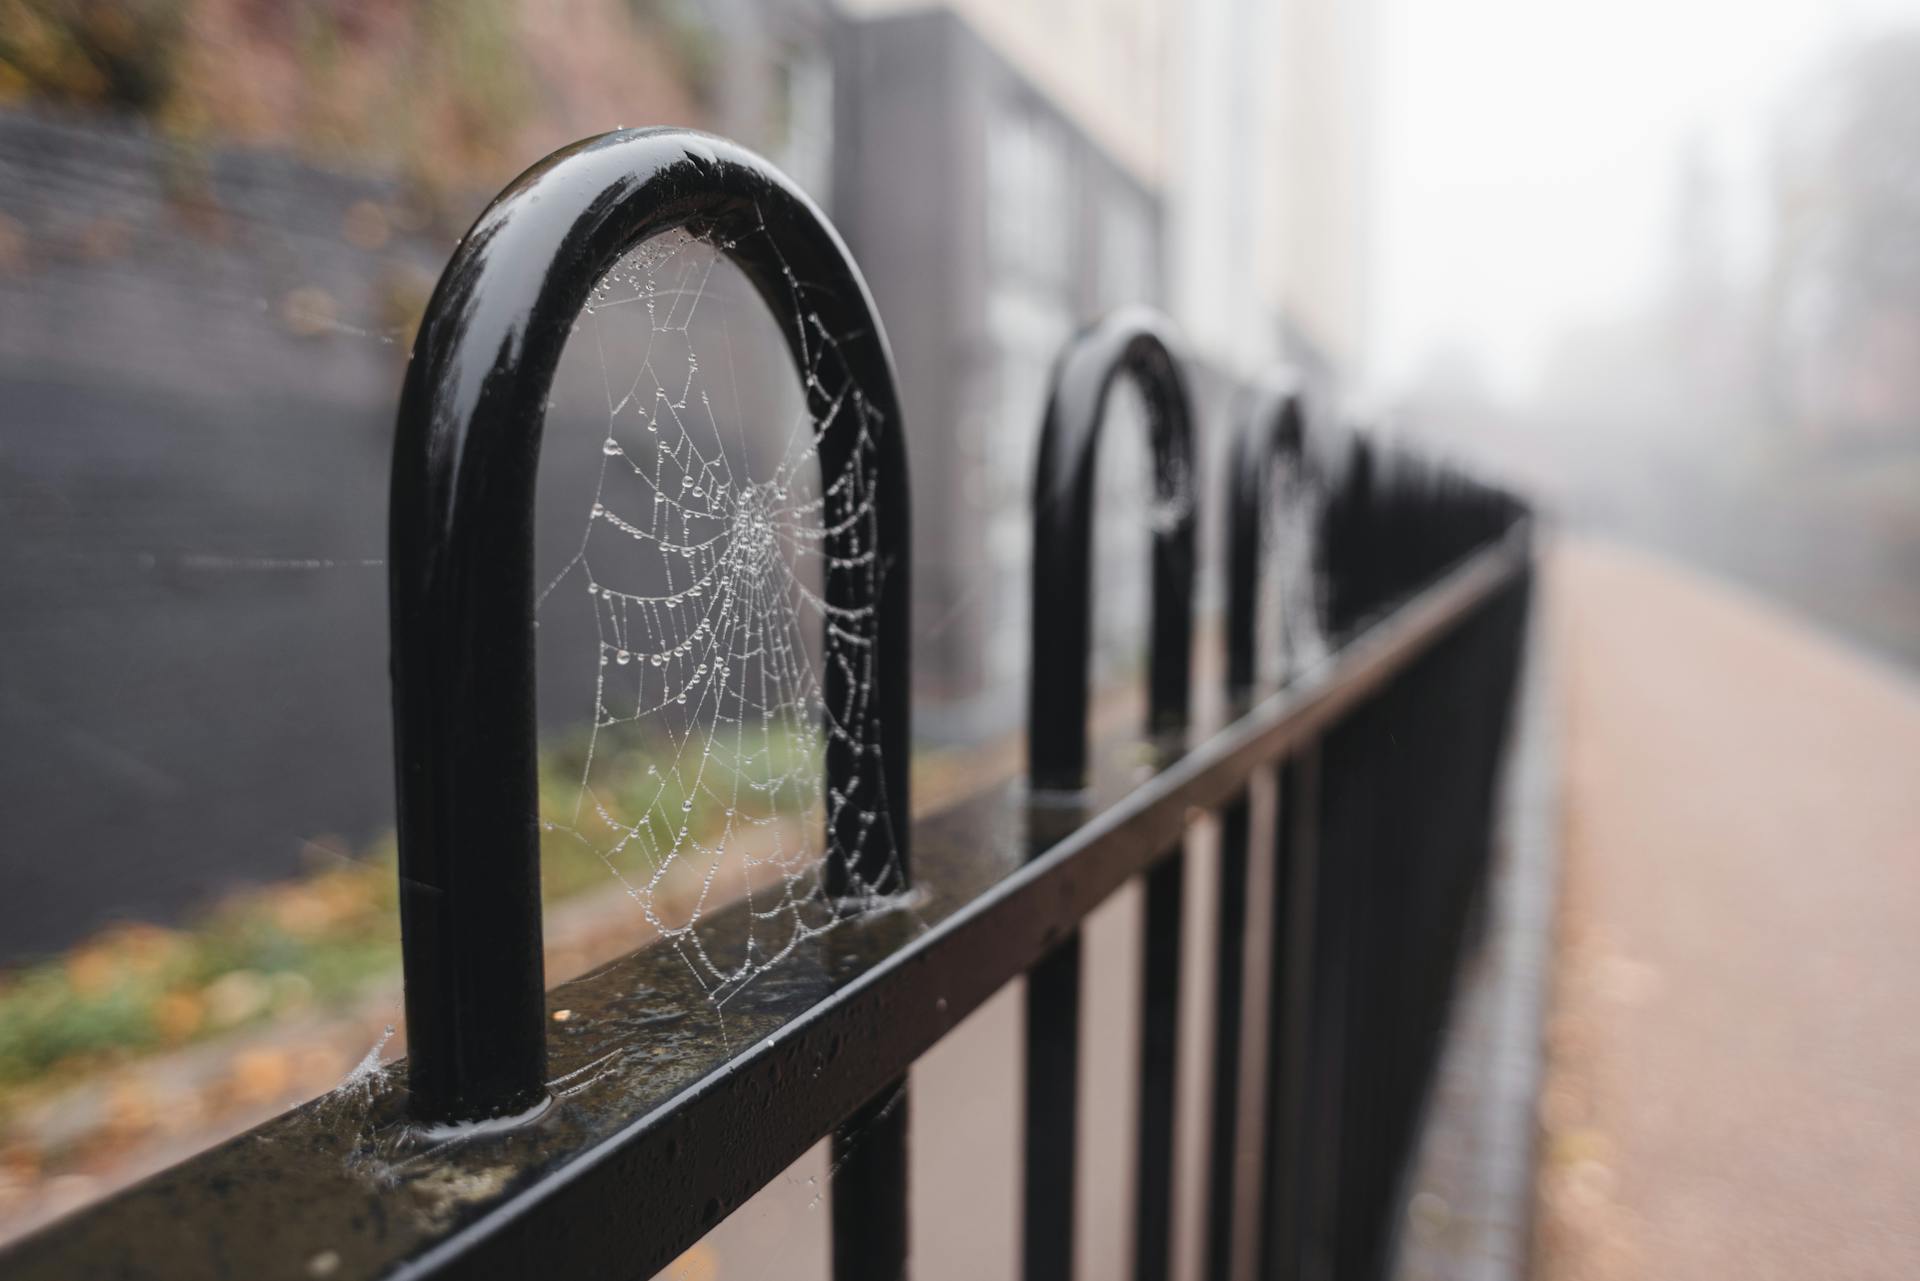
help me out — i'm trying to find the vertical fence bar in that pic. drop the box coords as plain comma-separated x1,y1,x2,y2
833,1081,912,1281
389,128,915,1273
1136,852,1185,1281
1206,384,1308,1281
1025,306,1197,1281
1256,747,1319,1281
1208,790,1253,1277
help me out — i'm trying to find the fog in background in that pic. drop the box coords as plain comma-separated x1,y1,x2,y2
1375,0,1920,668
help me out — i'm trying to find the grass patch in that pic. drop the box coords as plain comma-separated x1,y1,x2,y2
0,724,823,1103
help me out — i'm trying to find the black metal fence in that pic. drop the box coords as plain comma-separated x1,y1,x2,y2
4,129,1531,1281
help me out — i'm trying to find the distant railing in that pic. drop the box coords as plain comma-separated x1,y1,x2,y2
3,129,1530,1281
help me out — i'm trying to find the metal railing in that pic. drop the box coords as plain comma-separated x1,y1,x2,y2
3,130,1531,1281
1025,307,1197,1281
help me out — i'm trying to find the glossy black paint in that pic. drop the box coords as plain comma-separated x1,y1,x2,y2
1023,307,1198,1281
388,128,913,1137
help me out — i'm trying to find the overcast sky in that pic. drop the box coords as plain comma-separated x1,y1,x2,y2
1370,0,1920,398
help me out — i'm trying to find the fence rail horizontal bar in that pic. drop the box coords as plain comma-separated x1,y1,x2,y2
3,526,1528,1281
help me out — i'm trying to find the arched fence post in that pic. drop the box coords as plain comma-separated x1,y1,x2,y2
1023,306,1197,1281
389,127,913,1275
1204,380,1313,1281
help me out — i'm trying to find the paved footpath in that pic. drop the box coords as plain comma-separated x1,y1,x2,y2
1536,539,1920,1280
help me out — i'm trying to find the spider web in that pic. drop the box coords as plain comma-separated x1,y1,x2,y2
535,221,898,1007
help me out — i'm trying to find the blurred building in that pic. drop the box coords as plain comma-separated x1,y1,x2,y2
830,0,1377,739
1170,0,1376,383
833,9,1162,737
702,0,841,204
